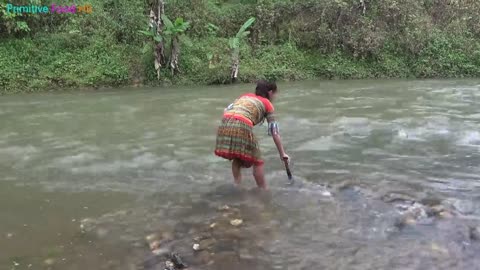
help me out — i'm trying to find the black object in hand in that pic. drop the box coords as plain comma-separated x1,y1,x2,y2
283,157,294,183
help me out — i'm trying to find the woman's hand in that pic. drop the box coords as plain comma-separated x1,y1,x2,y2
281,153,290,163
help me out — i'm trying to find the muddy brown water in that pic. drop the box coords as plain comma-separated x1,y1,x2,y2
1,80,479,270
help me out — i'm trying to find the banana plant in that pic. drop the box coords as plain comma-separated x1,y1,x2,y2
139,14,190,78
229,17,255,82
161,15,190,75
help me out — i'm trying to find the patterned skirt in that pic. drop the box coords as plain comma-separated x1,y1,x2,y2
214,117,263,167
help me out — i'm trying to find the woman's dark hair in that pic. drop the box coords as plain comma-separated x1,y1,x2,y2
255,80,277,99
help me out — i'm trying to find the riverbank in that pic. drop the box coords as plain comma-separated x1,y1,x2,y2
1,0,479,94
2,36,479,95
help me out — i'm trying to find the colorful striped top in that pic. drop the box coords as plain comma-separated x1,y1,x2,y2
223,93,275,127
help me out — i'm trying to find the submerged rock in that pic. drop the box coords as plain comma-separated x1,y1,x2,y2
218,205,230,211
420,197,443,207
438,211,453,219
170,253,187,269
161,231,174,242
382,192,416,204
430,243,449,255
195,250,211,264
96,227,109,238
404,216,417,225
79,218,94,232
469,226,480,241
238,248,255,260
452,200,475,215
429,205,445,215
44,258,55,266
141,255,162,269
164,260,175,270
151,247,170,256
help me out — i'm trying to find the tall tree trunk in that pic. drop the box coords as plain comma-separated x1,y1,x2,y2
150,0,165,80
230,50,239,83
170,36,180,75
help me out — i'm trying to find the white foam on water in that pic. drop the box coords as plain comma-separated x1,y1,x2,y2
119,105,139,114
362,148,389,156
295,136,347,151
52,152,99,166
23,112,72,121
467,113,480,119
339,97,356,101
161,159,181,171
143,132,157,139
457,131,480,146
71,152,160,174
393,115,455,142
131,152,159,166
334,117,370,126
0,145,38,161
271,179,334,199
397,129,408,139
0,132,19,139
51,139,84,149
40,132,54,137
332,117,372,137
323,169,351,174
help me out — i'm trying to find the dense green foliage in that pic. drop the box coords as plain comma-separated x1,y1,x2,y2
1,0,480,93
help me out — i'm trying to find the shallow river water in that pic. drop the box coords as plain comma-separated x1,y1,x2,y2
1,79,480,270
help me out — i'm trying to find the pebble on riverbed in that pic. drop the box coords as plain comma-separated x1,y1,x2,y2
218,205,230,211
230,219,243,226
149,240,161,251
438,211,453,219
165,260,175,270
429,204,445,215
145,233,158,243
404,216,416,225
44,258,55,266
430,243,449,255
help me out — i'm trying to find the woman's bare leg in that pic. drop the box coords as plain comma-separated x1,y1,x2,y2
232,159,242,185
253,164,267,189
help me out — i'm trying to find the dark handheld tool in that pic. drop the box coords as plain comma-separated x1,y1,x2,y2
283,157,294,184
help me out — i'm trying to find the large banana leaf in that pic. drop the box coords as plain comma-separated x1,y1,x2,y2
138,30,154,37
236,17,255,37
161,14,174,30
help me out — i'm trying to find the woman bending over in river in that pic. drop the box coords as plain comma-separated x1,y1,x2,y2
214,80,289,189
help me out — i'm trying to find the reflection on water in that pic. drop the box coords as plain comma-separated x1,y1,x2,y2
0,79,479,269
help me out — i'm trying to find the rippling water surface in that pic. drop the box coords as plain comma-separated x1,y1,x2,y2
1,80,479,270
